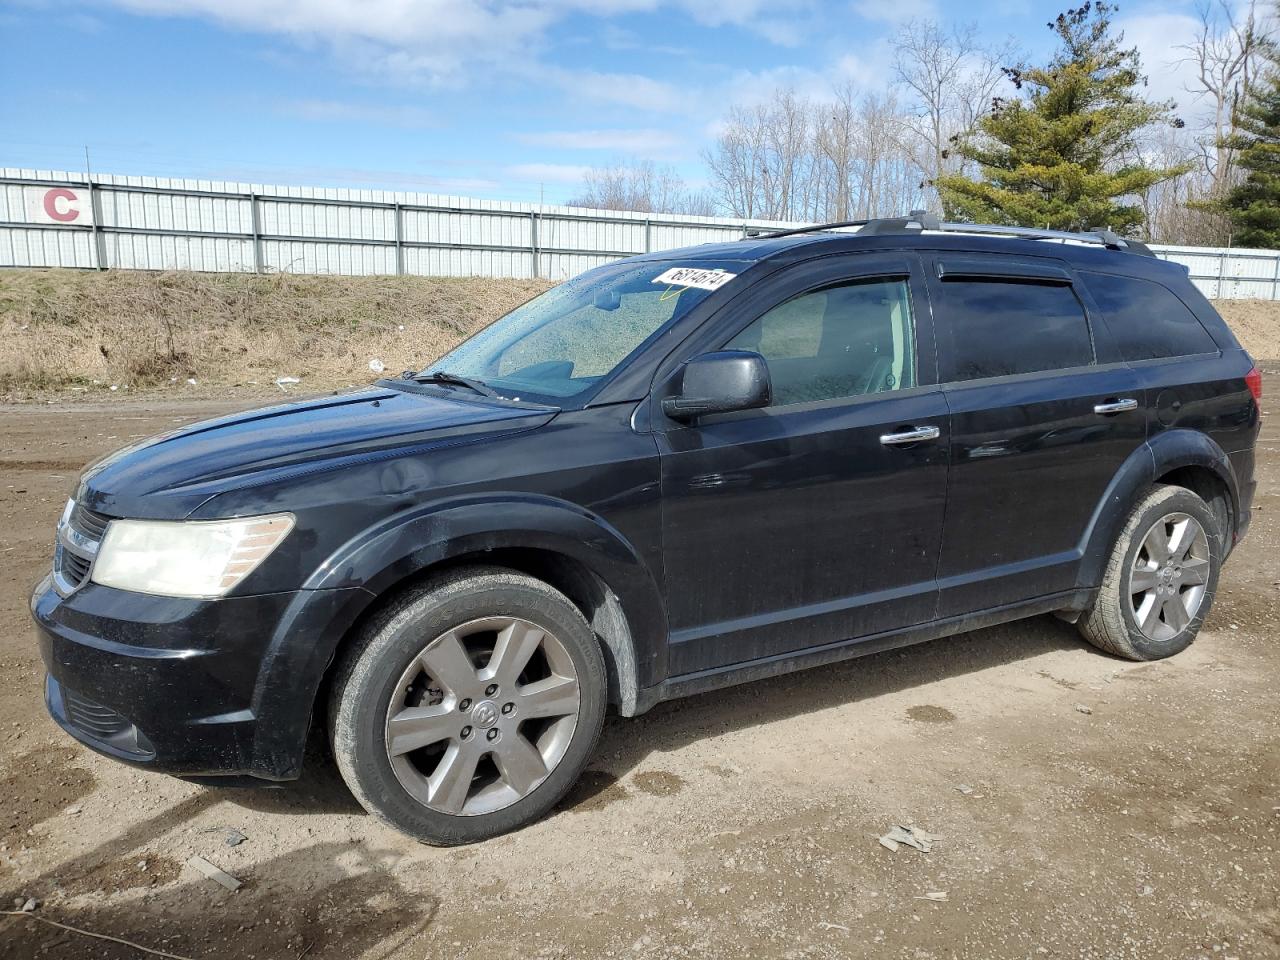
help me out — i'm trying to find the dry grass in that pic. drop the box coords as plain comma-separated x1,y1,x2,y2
1,268,1277,401
0,269,552,398
1212,299,1280,363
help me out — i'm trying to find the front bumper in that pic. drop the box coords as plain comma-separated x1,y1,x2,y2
31,574,367,781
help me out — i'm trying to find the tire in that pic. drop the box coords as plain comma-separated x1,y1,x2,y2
1078,484,1223,661
329,566,606,845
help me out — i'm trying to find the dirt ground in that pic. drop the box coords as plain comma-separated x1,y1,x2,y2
1215,301,1280,364
0,386,1278,959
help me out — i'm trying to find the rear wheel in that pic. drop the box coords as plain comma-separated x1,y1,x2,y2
1079,485,1222,661
329,567,606,845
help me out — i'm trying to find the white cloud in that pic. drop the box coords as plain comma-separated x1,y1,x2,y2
595,23,689,56
689,0,816,44
851,0,937,26
514,129,685,152
106,0,815,86
1114,8,1210,125
830,47,896,91
112,1,555,83
714,64,829,108
280,99,436,129
534,65,687,113
711,41,896,113
507,163,592,185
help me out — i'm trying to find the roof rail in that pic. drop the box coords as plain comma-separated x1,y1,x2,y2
751,218,871,238
758,211,938,240
928,221,1155,256
754,212,1155,257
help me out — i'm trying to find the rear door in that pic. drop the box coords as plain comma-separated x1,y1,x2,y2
1078,269,1255,454
926,255,1145,617
656,253,950,675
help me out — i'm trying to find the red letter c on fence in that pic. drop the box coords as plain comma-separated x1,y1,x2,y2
43,188,81,222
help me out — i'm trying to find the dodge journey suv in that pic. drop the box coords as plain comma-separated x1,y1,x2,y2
32,214,1260,844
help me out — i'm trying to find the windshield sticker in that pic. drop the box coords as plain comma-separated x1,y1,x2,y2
651,267,737,292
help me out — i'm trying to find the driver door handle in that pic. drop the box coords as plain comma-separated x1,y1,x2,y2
880,425,941,446
1093,398,1138,415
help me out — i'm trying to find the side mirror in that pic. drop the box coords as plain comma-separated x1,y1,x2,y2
662,350,771,422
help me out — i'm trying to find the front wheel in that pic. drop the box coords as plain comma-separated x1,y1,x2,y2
329,567,606,845
1078,485,1223,661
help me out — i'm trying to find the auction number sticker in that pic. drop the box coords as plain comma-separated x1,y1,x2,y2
651,267,737,291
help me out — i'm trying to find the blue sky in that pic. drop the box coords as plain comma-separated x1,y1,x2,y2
1,0,1216,204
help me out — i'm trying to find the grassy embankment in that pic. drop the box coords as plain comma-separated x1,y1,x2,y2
0,269,553,399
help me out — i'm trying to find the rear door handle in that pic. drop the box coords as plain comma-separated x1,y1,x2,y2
1093,398,1138,415
880,425,941,446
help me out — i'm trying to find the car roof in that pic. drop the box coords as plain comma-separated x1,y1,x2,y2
633,230,1189,284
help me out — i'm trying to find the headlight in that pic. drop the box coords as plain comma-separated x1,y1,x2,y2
91,513,295,599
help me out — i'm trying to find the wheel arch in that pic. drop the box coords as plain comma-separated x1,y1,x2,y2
1076,429,1241,592
339,546,650,717
247,495,666,780
1152,464,1232,550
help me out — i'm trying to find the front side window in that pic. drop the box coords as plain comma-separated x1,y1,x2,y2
1081,271,1218,361
725,278,916,406
942,279,1093,381
426,259,744,401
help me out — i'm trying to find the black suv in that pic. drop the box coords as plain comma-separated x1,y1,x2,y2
32,215,1260,844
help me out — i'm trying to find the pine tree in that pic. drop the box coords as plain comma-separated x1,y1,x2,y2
1223,43,1280,247
937,2,1188,233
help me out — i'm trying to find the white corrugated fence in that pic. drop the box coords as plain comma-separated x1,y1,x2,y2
3,168,1278,300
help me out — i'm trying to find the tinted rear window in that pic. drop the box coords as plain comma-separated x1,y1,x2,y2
1082,272,1218,361
942,279,1094,381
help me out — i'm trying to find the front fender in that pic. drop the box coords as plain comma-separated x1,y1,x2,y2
309,496,665,632
316,493,668,696
245,495,667,776
1075,429,1239,591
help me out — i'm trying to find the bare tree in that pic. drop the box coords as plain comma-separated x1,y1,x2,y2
892,19,1016,214
1127,124,1226,244
812,83,859,220
1178,0,1271,196
817,88,923,218
706,86,923,221
568,160,715,216
704,90,821,221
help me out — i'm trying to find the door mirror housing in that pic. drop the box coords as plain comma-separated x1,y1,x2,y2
662,350,771,422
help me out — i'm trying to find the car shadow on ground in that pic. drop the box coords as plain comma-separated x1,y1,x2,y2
212,739,366,818
583,613,1091,787
217,612,1090,819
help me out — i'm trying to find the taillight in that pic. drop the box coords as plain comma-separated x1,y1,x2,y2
1245,365,1262,404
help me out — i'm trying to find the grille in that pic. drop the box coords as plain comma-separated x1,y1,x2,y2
56,544,92,587
52,500,113,594
69,503,111,540
63,688,131,739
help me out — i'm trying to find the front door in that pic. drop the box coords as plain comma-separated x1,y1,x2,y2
656,254,949,676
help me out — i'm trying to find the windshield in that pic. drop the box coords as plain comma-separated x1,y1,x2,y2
423,259,744,401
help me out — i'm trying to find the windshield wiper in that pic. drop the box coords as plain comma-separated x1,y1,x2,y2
412,370,497,398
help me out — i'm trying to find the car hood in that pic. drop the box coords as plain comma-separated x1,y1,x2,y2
75,386,556,520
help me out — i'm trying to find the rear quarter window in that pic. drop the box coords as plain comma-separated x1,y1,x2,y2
940,278,1094,381
1081,272,1218,361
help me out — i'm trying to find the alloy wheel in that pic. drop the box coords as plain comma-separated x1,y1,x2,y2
384,616,580,816
1129,512,1211,642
